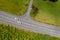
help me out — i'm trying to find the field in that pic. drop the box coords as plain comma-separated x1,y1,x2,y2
0,24,60,40
0,0,30,16
30,0,60,26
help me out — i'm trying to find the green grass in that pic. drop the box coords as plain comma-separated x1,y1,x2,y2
0,24,60,40
30,0,60,26
0,0,30,16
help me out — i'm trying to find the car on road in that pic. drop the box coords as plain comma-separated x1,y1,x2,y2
14,17,22,24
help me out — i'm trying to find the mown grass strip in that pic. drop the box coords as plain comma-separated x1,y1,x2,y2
30,0,60,27
0,0,30,16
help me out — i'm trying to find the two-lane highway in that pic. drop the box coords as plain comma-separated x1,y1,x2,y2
0,11,60,38
0,0,60,38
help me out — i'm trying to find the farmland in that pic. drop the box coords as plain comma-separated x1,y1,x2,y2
30,0,60,26
0,24,60,40
0,0,30,16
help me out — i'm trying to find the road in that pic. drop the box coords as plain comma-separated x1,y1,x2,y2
0,0,60,38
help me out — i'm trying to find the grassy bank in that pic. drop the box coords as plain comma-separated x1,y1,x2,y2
0,0,30,16
30,0,60,27
0,24,60,40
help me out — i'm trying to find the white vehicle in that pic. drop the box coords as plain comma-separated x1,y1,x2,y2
14,17,22,24
14,17,17,19
17,21,22,24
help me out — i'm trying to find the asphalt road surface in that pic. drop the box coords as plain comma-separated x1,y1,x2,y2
0,0,60,38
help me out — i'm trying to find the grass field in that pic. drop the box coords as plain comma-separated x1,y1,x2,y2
0,0,30,16
0,24,60,40
30,0,60,27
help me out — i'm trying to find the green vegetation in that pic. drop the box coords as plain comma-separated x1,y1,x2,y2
0,0,30,16
0,24,60,40
30,0,60,26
